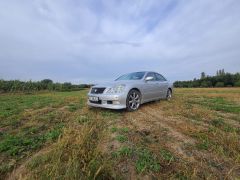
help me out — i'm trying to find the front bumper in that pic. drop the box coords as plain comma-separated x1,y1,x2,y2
87,93,127,109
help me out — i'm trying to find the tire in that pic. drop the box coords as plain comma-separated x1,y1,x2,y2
126,89,141,111
166,89,172,101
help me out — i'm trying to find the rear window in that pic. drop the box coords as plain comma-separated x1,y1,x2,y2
155,73,167,81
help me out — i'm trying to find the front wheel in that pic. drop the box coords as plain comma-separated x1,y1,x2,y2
126,90,141,111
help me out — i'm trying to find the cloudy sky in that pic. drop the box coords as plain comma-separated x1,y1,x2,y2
0,0,240,84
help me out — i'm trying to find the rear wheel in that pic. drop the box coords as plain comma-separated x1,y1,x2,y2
166,89,172,101
126,90,141,111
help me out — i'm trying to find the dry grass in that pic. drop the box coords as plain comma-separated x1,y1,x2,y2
7,93,119,179
1,88,240,179
23,119,114,179
104,88,240,179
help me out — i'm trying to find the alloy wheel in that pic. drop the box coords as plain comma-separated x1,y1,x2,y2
127,90,141,111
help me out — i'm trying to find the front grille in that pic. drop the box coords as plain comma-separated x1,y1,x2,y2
91,87,106,94
89,100,102,104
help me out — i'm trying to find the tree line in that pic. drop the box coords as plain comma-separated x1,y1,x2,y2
0,79,92,93
174,69,240,88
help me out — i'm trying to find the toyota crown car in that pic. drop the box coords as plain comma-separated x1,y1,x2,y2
87,71,173,111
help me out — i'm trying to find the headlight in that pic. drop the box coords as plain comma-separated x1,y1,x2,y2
106,84,126,94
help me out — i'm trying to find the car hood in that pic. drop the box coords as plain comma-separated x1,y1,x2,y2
93,80,141,88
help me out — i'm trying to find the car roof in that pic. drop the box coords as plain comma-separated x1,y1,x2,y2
130,71,156,73
121,71,159,76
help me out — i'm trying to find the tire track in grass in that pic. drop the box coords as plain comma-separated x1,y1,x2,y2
115,102,237,179
119,109,201,178
127,108,197,162
142,105,239,179
216,112,240,128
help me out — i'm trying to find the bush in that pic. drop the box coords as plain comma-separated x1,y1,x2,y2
201,81,212,87
0,79,90,93
215,82,224,87
234,81,240,87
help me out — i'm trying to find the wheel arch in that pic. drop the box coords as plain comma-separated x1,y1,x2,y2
127,87,142,103
129,87,142,96
168,87,172,93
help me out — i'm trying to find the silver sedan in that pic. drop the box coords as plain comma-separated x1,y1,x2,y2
87,71,173,111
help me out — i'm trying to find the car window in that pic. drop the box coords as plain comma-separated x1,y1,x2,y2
145,72,156,81
155,73,167,81
116,72,145,81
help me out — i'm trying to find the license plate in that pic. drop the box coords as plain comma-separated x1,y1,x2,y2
89,96,99,101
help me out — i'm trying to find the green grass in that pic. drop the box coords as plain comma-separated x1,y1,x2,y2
110,127,129,133
112,146,133,158
0,95,61,120
0,124,64,157
189,96,240,114
1,88,240,179
26,114,116,180
0,91,87,178
209,118,239,134
135,148,161,173
211,118,225,127
0,89,120,179
112,146,161,173
100,110,119,119
160,149,174,162
110,127,118,133
0,134,44,156
44,123,64,141
192,132,211,150
119,127,129,133
115,135,128,143
76,115,91,124
68,99,84,112
223,125,237,133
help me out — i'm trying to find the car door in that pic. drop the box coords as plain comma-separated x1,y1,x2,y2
141,72,160,101
155,73,168,98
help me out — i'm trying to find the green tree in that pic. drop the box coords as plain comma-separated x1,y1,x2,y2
41,79,53,84
201,72,206,79
41,79,53,90
62,82,72,91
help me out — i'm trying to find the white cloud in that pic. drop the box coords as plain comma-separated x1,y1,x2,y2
0,0,239,83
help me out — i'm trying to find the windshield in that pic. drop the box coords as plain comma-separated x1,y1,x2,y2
115,72,145,81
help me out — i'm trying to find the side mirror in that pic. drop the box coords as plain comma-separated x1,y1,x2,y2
145,76,154,81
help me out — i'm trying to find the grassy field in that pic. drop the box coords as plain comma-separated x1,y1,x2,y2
0,88,240,179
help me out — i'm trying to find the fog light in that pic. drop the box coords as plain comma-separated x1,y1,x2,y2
107,101,113,104
113,101,120,105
